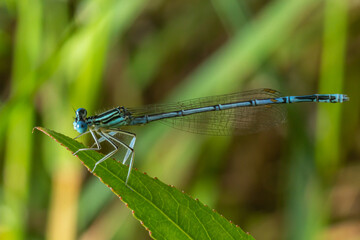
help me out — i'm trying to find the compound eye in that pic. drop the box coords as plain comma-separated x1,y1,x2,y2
76,108,87,119
74,120,88,134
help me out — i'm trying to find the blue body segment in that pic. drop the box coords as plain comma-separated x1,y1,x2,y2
128,93,348,126
72,88,349,184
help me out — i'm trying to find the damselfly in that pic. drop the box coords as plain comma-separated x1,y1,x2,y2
73,88,349,184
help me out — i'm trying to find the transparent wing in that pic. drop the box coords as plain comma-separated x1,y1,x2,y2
128,88,286,135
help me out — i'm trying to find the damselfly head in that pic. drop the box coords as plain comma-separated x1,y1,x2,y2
74,108,88,133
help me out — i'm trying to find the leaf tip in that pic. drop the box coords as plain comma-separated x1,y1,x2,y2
32,126,44,134
32,126,39,133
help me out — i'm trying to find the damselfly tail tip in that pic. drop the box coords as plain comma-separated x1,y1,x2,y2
343,94,349,102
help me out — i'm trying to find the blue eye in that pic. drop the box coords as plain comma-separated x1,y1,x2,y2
73,120,88,134
75,108,87,119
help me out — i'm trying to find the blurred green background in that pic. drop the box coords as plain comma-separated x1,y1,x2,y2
0,0,359,239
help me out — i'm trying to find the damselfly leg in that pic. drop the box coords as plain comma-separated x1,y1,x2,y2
73,129,136,184
73,129,101,155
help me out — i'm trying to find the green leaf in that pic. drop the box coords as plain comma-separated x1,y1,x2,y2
34,127,254,240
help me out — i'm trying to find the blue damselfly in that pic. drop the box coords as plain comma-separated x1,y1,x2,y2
73,88,349,184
